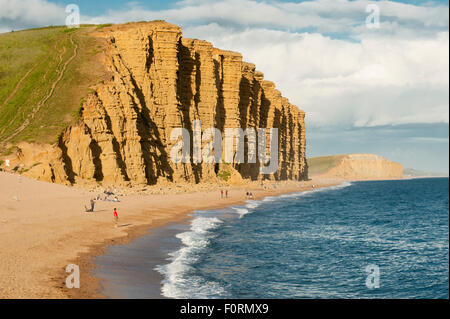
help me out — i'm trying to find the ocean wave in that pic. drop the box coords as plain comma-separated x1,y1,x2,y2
245,200,262,209
300,181,353,196
280,192,305,198
155,181,353,298
276,182,353,200
232,207,250,218
262,196,277,202
155,216,227,298
310,181,352,192
231,200,263,218
329,181,352,189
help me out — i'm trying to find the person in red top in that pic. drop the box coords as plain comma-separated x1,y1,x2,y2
220,190,223,199
225,190,228,198
113,208,119,228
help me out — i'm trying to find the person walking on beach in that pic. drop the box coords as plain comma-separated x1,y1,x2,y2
113,208,119,228
221,190,223,199
225,190,228,198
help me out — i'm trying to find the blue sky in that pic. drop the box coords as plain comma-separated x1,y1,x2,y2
1,0,449,173
52,0,179,14
48,0,450,14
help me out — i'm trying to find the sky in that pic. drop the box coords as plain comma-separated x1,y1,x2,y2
0,0,449,173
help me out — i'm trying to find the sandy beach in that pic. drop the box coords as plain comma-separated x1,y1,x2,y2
0,171,341,298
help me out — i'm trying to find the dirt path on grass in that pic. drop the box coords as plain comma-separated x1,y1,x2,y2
0,42,63,139
2,33,79,145
0,64,38,111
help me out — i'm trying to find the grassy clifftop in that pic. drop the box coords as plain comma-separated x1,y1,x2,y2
308,154,403,180
307,155,345,176
0,25,108,151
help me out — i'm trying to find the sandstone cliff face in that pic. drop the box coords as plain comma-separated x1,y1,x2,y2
313,154,403,180
8,22,307,186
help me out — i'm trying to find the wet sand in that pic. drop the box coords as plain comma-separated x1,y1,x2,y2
0,171,340,298
93,221,188,299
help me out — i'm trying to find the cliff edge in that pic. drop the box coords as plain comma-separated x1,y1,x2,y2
307,154,403,180
0,21,307,186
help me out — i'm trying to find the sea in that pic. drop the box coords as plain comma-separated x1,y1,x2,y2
94,178,449,299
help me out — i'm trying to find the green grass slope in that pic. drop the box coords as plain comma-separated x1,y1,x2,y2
307,155,345,176
0,25,108,152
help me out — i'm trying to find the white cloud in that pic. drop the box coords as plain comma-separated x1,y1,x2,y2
81,0,448,37
0,0,448,130
0,0,65,31
410,136,449,143
183,26,448,128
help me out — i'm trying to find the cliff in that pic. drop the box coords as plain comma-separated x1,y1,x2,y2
307,154,403,180
1,22,307,186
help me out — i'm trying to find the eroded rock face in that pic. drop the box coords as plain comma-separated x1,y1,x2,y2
19,22,308,186
317,154,403,180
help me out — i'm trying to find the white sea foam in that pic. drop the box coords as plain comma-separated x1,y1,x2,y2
328,181,352,190
155,216,227,298
262,196,277,202
232,207,250,218
280,192,304,198
301,181,353,195
273,182,353,200
155,181,353,298
245,200,262,209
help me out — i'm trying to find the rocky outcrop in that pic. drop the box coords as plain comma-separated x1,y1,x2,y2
309,154,403,180
4,21,307,186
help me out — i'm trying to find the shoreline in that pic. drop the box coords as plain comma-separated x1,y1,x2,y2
61,179,342,299
0,170,341,298
4,173,443,298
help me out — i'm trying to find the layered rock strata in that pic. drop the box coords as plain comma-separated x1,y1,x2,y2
312,154,403,180
11,22,308,186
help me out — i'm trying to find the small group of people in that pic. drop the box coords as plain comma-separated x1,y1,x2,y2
84,187,121,228
104,187,117,196
94,188,121,202
219,189,255,199
95,194,121,202
85,194,120,213
220,190,229,198
84,200,119,228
